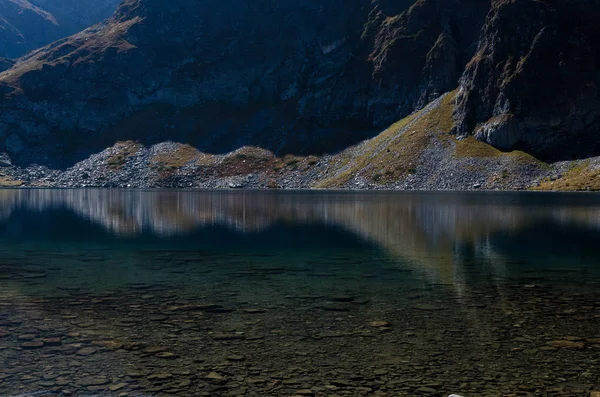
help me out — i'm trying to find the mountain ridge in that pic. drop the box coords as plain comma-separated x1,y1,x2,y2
0,0,490,166
0,0,599,190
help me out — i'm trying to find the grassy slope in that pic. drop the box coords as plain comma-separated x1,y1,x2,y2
315,91,545,189
533,160,600,191
10,90,600,191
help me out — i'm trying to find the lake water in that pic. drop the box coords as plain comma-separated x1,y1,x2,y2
0,189,599,397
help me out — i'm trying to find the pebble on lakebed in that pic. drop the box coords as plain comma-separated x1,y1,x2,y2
369,321,392,328
0,278,599,396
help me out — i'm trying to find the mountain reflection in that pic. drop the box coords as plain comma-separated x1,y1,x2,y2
1,189,600,282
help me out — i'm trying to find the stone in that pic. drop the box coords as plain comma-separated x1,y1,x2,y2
295,390,313,395
590,392,600,397
330,380,351,387
176,379,192,387
246,378,267,384
369,321,391,328
156,352,178,359
564,336,584,341
206,372,226,382
549,340,585,349
142,346,168,354
42,337,62,346
243,309,265,314
227,355,246,362
17,334,37,341
212,333,245,341
92,340,123,350
127,371,147,378
109,383,128,392
78,376,109,386
0,153,12,167
21,341,44,349
0,329,10,337
147,373,173,381
76,347,98,356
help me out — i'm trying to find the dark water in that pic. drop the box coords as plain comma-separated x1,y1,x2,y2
1,189,599,397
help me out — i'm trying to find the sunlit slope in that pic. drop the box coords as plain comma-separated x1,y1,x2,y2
316,92,550,190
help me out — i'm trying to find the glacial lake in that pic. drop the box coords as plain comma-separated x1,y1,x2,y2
0,189,599,397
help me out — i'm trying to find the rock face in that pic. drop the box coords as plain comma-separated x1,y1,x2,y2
0,0,120,58
1,0,598,168
454,0,600,161
0,0,490,167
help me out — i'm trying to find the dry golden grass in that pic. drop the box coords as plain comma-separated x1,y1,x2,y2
314,89,551,189
152,144,200,170
455,137,502,158
223,147,274,163
0,176,22,187
455,136,542,166
533,160,600,191
106,141,142,170
316,92,456,188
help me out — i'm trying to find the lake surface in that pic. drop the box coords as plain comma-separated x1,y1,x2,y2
0,189,599,397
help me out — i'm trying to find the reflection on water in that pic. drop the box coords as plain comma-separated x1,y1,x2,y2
0,189,599,397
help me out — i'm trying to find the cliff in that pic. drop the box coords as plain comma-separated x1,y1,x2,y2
454,0,600,161
0,0,489,167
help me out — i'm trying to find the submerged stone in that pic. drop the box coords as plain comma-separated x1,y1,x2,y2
21,341,44,349
549,340,585,349
109,383,128,391
42,337,62,346
206,372,226,382
369,321,391,328
76,347,98,356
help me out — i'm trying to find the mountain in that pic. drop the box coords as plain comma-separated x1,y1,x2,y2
0,0,599,190
0,0,120,58
0,0,490,166
454,0,600,162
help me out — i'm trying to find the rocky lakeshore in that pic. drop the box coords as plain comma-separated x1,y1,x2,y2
1,94,597,192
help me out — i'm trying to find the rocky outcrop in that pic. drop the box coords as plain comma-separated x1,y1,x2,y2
0,0,120,58
0,0,489,167
454,0,600,161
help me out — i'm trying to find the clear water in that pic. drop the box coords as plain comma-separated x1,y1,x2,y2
0,189,599,397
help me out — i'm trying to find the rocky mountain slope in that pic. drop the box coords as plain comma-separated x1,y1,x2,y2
454,0,600,162
2,91,591,191
0,0,599,190
0,0,120,58
0,0,490,167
